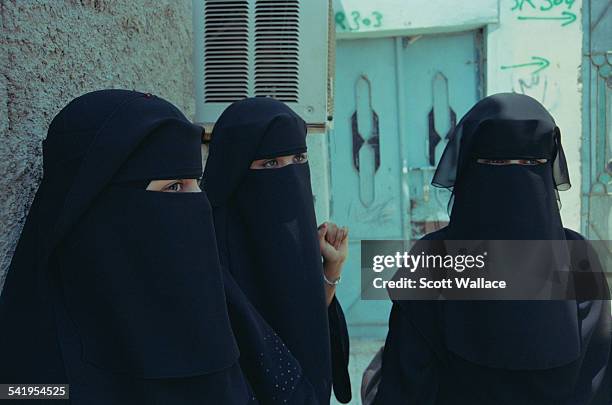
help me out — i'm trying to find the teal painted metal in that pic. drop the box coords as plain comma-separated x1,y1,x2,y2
330,37,400,338
330,31,482,336
581,0,611,241
402,32,482,237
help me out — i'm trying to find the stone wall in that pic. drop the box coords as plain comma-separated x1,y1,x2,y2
0,0,195,290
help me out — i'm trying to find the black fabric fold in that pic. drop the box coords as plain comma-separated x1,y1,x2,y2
57,187,238,377
378,229,611,405
222,264,318,404
328,296,352,403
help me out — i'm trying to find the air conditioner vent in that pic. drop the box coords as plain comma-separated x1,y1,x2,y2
204,0,249,102
194,0,329,130
254,0,300,102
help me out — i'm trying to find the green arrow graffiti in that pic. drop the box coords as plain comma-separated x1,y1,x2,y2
517,11,577,26
501,56,551,75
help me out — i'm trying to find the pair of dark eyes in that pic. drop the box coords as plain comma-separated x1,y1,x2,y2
161,178,203,192
261,153,308,168
477,159,547,166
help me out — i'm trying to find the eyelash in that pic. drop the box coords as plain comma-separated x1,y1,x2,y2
262,153,308,168
479,159,544,166
262,159,279,168
164,181,183,192
261,154,308,168
294,153,307,163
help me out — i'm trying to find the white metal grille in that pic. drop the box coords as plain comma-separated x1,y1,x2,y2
254,0,300,102
195,0,329,128
204,0,249,102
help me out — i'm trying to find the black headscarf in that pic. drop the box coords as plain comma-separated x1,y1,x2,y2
432,92,570,193
0,90,256,404
378,93,610,404
204,97,351,404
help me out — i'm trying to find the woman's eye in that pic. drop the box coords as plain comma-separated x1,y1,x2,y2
262,159,278,168
164,182,183,192
294,153,308,164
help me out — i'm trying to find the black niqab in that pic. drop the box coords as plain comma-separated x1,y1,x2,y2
0,90,254,404
204,97,351,404
375,93,610,405
434,93,580,370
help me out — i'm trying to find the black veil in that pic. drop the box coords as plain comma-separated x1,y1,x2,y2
432,93,571,192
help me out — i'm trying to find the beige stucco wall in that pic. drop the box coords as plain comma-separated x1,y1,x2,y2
0,0,195,290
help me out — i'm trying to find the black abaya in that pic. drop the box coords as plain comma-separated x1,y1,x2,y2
374,93,611,405
204,97,352,404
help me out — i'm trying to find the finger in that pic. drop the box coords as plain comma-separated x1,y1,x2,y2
339,226,349,248
335,225,344,247
318,222,328,241
335,227,346,249
334,223,344,247
326,222,339,245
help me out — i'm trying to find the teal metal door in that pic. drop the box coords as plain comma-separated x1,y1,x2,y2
331,31,483,336
582,0,611,241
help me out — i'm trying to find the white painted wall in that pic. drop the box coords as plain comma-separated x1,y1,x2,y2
333,0,498,39
486,0,583,231
307,132,332,223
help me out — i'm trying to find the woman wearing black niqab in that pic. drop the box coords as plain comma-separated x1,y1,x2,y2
0,90,315,404
372,93,611,404
203,97,352,404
